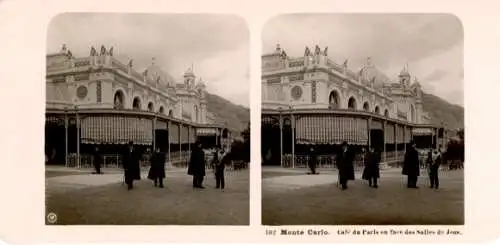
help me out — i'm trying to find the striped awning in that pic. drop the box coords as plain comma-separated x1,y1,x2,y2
45,116,65,126
385,124,395,144
197,127,218,136
262,116,279,125
396,125,404,144
169,123,179,144
81,116,153,145
413,128,434,136
296,116,368,145
405,127,411,142
189,127,196,143
370,120,383,130
181,125,189,144
156,120,168,130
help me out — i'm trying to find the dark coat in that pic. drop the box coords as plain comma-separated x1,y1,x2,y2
402,147,420,177
188,147,206,177
148,152,166,180
362,151,381,180
123,147,141,180
336,149,355,180
308,151,317,169
93,150,102,168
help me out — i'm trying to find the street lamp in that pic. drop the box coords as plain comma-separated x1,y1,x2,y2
74,105,80,168
289,104,295,169
64,107,69,167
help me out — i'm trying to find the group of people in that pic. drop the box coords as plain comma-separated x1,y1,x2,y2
307,141,444,190
116,141,230,191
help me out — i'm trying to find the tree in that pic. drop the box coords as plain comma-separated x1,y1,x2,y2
241,122,250,162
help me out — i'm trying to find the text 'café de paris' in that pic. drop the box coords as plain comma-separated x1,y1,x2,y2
261,44,447,168
45,44,230,168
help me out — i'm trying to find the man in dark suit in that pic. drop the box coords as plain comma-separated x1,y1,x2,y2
188,141,206,188
308,147,318,175
403,141,420,188
148,147,166,188
336,141,355,190
123,141,140,190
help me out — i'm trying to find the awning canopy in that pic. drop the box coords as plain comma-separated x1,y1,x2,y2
196,127,218,137
413,128,434,136
296,116,368,145
81,116,153,145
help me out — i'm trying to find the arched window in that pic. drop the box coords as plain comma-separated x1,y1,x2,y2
374,106,380,114
132,97,141,110
384,109,389,117
159,106,165,114
147,102,154,112
168,109,173,117
113,90,124,109
348,97,357,110
328,91,340,109
363,102,370,112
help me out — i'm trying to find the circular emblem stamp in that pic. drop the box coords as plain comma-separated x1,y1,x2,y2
47,212,57,224
291,86,303,100
76,85,88,99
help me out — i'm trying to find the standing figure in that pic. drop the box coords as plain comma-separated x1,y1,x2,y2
93,146,102,174
188,141,206,189
148,148,166,188
308,147,318,175
123,141,140,190
336,141,355,190
362,147,381,188
215,149,228,190
429,149,442,189
402,141,420,188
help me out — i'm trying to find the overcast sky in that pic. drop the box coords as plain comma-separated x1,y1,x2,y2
47,13,249,107
263,14,464,106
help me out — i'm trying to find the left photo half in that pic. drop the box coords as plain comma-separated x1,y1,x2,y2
45,13,250,225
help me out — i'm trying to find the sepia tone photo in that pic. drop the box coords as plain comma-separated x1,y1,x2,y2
44,13,250,225
261,14,464,225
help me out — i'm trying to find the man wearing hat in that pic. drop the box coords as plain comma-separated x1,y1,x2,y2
123,141,141,190
336,141,355,190
402,140,420,188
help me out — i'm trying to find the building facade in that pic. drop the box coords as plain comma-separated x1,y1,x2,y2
45,44,229,167
261,44,444,168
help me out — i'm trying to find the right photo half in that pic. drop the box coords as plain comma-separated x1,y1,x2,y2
261,13,464,225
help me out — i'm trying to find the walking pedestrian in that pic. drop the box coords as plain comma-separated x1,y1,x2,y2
429,149,442,189
336,141,355,190
402,141,420,188
93,146,102,174
308,147,318,175
188,141,206,189
148,147,166,188
123,141,140,190
362,147,381,188
215,149,229,190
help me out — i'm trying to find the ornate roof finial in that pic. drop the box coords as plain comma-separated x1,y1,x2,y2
90,46,97,56
276,43,281,52
127,59,133,68
304,46,311,56
366,57,372,66
61,44,67,53
323,46,328,56
343,59,348,68
108,46,114,56
100,45,106,55
152,57,156,65
314,45,321,55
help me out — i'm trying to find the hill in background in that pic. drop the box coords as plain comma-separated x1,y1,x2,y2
205,93,250,137
421,92,464,130
204,91,464,137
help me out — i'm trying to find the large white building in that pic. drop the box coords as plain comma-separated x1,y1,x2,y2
261,44,441,167
45,44,226,167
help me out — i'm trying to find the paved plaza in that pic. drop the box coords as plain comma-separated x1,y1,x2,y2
45,166,249,225
262,167,464,225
